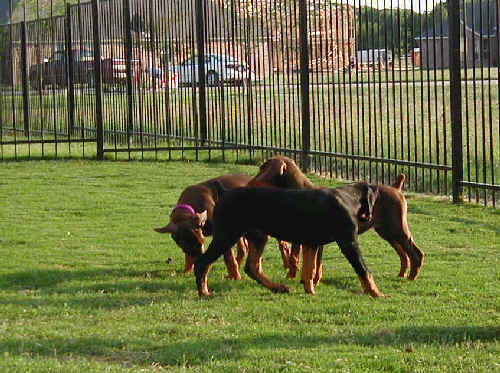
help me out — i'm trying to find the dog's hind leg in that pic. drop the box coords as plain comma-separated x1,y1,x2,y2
313,246,323,286
286,243,301,279
375,220,424,280
389,241,410,278
224,248,242,280
374,230,410,278
244,231,290,293
373,187,423,279
301,246,319,294
277,240,291,269
337,239,386,297
403,238,425,280
235,237,248,267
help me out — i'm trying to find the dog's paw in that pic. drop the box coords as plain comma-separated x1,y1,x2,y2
367,290,391,298
303,280,316,295
198,290,212,298
408,267,421,280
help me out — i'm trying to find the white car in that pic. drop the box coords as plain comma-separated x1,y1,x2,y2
173,54,256,87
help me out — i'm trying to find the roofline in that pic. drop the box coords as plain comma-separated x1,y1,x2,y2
415,18,498,40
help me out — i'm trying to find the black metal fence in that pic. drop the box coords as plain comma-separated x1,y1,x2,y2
1,0,499,206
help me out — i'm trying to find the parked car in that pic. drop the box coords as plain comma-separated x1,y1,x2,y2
173,54,256,87
29,49,94,89
29,49,141,89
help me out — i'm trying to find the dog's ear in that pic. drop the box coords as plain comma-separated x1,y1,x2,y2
192,210,208,229
154,222,178,234
358,185,378,222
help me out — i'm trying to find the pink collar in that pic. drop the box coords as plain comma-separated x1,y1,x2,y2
173,204,196,215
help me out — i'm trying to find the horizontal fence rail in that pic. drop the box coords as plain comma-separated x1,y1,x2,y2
0,0,499,206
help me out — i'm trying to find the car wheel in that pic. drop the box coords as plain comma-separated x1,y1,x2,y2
206,71,219,87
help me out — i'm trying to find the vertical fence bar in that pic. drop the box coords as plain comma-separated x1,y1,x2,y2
20,21,29,137
298,0,311,171
448,0,463,203
66,4,76,136
123,0,134,152
91,0,104,160
195,0,207,143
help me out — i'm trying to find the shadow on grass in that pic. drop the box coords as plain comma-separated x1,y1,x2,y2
0,265,195,310
0,326,498,367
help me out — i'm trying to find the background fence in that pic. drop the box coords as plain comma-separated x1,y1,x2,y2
1,0,499,206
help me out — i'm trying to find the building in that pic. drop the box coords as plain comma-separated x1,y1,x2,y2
416,0,499,69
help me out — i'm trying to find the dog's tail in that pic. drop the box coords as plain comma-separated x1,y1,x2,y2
392,174,406,191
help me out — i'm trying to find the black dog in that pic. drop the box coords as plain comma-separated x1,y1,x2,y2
193,183,386,297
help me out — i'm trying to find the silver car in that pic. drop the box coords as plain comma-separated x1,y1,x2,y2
174,54,256,87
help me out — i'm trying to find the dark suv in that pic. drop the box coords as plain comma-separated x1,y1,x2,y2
29,49,94,89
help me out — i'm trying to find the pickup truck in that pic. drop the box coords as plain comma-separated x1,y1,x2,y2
28,49,140,89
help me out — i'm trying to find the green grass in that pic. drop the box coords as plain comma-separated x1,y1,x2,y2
0,159,499,372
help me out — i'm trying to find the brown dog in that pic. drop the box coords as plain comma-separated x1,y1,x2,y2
155,174,251,279
248,156,425,295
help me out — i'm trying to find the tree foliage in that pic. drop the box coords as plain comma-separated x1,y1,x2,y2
356,4,451,56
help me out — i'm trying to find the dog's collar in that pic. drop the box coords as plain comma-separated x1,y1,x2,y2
173,204,196,215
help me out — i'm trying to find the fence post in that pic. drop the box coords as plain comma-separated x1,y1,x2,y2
298,0,311,172
91,0,104,160
195,0,208,143
123,0,134,147
448,0,463,203
65,4,76,135
20,21,29,137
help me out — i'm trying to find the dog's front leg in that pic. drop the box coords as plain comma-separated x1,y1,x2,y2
337,239,386,298
301,246,319,294
183,254,195,273
244,232,289,294
194,240,229,297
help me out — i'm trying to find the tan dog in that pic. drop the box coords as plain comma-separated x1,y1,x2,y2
155,174,251,279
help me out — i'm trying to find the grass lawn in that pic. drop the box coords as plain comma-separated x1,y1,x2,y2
0,159,499,372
